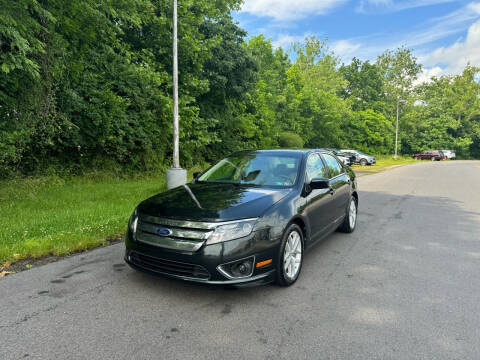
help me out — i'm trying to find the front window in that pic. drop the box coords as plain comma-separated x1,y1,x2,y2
198,152,302,187
306,154,327,180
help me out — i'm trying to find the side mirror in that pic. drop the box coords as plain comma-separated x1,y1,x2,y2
310,177,330,190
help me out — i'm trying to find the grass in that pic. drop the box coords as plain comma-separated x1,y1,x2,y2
0,168,203,264
0,157,413,265
351,155,416,173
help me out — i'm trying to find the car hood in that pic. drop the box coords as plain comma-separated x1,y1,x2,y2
137,182,292,222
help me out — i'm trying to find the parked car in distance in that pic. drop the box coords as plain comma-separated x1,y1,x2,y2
341,150,376,166
125,149,358,287
325,148,351,166
413,150,445,161
441,150,456,160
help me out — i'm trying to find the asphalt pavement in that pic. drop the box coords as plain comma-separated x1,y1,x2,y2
1,161,480,360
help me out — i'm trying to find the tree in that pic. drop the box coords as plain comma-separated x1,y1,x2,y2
346,110,394,154
377,46,422,100
339,57,385,112
403,66,480,158
197,16,258,160
285,37,350,148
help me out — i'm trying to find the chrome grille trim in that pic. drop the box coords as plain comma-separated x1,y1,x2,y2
136,215,258,252
138,221,212,240
139,215,258,230
136,232,205,252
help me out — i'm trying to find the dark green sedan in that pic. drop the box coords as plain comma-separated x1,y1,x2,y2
125,149,358,286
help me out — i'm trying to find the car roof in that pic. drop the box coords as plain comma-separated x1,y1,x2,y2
230,149,330,157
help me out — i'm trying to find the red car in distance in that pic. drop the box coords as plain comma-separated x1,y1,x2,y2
413,150,445,161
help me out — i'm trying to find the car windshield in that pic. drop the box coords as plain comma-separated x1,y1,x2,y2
198,153,302,187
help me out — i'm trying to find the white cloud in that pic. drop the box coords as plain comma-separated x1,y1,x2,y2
422,20,480,77
357,0,458,13
335,2,480,62
332,40,362,59
414,66,443,85
241,0,347,21
272,33,313,49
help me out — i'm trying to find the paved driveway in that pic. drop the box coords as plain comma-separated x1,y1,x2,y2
1,161,480,360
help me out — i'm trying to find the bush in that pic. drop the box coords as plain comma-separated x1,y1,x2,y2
278,132,304,148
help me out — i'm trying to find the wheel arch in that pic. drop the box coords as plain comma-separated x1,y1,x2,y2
287,216,309,243
352,190,358,205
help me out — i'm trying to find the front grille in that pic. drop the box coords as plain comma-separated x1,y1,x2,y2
129,252,210,280
136,215,213,252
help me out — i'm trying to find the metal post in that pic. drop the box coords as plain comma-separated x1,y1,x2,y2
172,0,179,169
165,0,187,189
394,98,399,159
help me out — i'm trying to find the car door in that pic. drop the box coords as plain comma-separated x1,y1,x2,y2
303,153,335,241
321,153,350,224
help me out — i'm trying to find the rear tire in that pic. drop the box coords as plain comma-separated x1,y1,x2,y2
276,224,304,287
414,157,419,160
338,197,357,233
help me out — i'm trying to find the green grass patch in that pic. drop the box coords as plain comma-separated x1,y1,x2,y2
351,155,416,173
0,168,205,264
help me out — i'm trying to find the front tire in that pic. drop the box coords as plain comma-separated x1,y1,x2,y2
338,196,357,233
360,158,367,166
276,224,304,287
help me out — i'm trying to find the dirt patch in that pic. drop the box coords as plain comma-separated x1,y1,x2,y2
0,236,123,276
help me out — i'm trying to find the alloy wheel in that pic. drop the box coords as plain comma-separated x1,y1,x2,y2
283,230,302,281
349,199,357,229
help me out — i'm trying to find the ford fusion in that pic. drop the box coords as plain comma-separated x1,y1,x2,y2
125,149,358,286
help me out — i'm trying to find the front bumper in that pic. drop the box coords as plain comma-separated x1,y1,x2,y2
124,227,279,286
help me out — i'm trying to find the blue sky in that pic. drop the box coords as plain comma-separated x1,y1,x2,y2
234,0,480,81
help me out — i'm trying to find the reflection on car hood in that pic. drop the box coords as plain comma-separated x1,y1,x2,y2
138,182,291,222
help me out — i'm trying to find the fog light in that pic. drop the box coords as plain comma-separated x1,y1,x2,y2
231,261,252,277
217,257,255,279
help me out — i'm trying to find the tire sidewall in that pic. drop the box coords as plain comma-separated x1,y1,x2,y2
276,223,304,286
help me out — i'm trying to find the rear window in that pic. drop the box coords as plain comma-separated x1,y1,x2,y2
322,154,344,178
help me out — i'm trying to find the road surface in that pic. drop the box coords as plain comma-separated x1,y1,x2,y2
1,161,480,360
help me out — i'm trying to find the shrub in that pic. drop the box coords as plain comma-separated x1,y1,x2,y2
278,132,304,148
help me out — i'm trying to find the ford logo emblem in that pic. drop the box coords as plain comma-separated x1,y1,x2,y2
156,227,172,237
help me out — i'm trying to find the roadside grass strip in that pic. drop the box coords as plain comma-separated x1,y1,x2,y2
0,174,169,264
351,156,416,173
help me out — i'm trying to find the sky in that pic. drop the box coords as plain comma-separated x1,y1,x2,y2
234,0,480,82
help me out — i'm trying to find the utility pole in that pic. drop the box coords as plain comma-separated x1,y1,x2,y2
395,98,406,160
166,0,187,189
172,0,179,169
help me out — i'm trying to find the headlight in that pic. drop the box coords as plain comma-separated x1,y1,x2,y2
128,208,139,237
206,219,257,245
